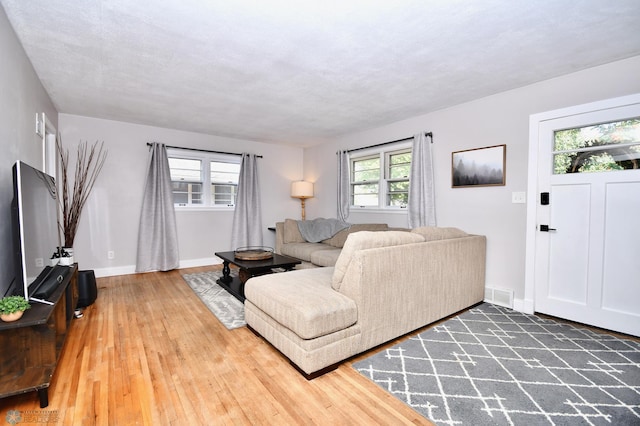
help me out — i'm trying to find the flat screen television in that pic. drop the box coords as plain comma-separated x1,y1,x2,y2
9,161,65,303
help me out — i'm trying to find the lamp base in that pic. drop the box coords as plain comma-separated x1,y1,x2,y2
300,198,307,221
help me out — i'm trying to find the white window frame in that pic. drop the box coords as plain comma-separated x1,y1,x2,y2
349,142,412,211
167,148,240,211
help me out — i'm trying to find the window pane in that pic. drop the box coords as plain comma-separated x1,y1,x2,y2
169,158,201,181
353,157,380,171
389,152,411,179
389,163,410,179
211,161,240,184
553,118,640,174
211,183,237,205
388,193,408,206
353,194,378,206
352,183,378,206
353,158,380,182
388,181,409,192
388,181,409,206
172,182,202,204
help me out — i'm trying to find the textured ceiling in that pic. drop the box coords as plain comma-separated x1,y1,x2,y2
2,0,640,146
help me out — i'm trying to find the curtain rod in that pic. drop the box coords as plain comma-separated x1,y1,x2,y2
345,132,433,154
146,143,263,158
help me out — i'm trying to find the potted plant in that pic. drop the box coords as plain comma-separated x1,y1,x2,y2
57,136,108,251
0,296,31,322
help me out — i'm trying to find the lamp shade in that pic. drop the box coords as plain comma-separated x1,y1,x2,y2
291,181,314,198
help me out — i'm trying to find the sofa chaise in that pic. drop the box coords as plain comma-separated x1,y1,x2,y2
245,226,486,378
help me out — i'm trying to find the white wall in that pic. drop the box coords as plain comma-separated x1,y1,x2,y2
5,1,639,297
0,7,58,295
58,114,304,277
304,55,640,306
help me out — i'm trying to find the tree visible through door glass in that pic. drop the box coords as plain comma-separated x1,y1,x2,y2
553,118,640,174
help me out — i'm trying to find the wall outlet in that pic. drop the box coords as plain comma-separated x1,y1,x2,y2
35,258,44,267
107,251,115,260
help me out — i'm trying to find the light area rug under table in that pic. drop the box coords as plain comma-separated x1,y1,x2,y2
354,303,640,426
182,270,245,330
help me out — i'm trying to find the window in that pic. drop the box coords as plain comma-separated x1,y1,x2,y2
352,156,380,206
350,145,412,209
169,157,203,205
553,118,640,174
386,150,411,206
210,161,240,205
167,149,241,208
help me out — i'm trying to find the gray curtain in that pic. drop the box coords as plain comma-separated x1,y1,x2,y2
337,150,350,221
408,133,436,228
136,143,179,272
231,153,263,248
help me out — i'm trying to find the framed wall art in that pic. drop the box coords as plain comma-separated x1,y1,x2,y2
452,144,506,188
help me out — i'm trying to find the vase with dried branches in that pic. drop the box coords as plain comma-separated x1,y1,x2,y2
57,137,108,250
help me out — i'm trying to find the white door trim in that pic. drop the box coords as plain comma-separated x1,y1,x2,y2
40,112,57,177
523,93,640,315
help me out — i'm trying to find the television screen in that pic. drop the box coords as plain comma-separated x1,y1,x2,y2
11,161,61,300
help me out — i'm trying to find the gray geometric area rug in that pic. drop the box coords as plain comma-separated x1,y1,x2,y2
181,271,246,330
354,303,640,425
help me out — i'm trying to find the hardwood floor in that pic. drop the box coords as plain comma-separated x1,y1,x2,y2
0,266,432,425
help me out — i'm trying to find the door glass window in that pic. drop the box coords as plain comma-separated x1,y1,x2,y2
553,118,640,174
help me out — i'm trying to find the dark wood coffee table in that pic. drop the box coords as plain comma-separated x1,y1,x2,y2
214,251,301,302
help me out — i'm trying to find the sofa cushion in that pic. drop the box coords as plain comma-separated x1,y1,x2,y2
244,268,357,340
281,242,333,262
310,248,342,267
331,231,425,289
322,223,389,248
411,226,468,241
283,218,305,244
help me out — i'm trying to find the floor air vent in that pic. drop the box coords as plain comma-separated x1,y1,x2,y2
484,287,514,309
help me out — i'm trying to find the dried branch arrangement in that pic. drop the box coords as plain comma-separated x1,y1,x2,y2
57,137,108,248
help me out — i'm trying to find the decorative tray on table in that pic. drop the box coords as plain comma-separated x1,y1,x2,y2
234,246,274,261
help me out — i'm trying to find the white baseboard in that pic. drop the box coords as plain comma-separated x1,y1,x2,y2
178,257,222,268
92,257,223,278
93,265,136,278
513,298,534,314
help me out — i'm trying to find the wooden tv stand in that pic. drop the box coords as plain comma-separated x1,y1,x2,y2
0,265,78,408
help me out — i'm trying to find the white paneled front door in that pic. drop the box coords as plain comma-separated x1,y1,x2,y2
531,98,640,337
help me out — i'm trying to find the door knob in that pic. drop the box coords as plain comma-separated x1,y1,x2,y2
540,225,557,232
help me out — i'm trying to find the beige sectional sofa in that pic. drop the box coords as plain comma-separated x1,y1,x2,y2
245,227,486,378
275,219,392,267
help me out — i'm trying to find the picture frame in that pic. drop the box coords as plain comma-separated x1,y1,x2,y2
452,144,506,188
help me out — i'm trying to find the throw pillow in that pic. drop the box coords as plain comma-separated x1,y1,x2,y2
331,231,425,289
